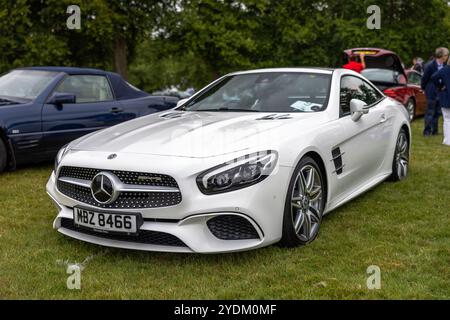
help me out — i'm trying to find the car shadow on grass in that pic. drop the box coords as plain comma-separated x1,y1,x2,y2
4,161,53,175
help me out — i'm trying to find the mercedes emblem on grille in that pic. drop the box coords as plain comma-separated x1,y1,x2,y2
91,172,120,204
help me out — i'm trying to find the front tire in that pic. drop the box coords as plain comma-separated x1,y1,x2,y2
0,139,7,173
280,156,325,247
390,129,409,181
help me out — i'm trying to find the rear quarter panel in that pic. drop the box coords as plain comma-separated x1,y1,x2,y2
384,96,411,156
408,84,427,116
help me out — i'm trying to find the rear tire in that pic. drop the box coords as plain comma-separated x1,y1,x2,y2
279,156,325,247
390,128,409,182
0,139,7,173
406,99,416,122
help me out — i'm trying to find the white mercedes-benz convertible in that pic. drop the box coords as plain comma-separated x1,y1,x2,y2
47,68,411,253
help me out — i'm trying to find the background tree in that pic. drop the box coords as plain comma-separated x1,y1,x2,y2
0,0,171,79
1,0,450,90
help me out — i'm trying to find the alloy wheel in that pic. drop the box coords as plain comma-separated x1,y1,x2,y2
406,100,415,122
290,165,323,242
395,131,409,180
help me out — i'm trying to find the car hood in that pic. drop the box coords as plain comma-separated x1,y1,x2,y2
71,111,322,158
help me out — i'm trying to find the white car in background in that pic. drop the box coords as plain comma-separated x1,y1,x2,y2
47,68,411,253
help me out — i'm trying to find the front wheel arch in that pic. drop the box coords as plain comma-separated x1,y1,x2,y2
400,123,411,151
301,151,328,205
279,153,327,247
0,128,16,171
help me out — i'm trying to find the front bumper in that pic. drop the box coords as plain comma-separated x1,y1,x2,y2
46,151,292,253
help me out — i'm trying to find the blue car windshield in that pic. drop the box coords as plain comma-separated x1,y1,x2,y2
0,70,57,100
181,72,332,113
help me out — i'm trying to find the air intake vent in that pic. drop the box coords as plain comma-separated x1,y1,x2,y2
207,215,260,240
256,114,293,120
60,218,187,247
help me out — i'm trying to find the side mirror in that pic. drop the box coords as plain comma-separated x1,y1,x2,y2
350,99,369,121
48,93,76,105
176,98,189,108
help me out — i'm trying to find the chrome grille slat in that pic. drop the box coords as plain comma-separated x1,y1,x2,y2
58,166,179,187
58,176,180,193
58,177,91,188
57,166,182,209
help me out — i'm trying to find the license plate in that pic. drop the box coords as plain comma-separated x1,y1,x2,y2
73,207,142,234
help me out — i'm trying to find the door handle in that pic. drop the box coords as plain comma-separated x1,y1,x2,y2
380,114,387,123
110,107,123,114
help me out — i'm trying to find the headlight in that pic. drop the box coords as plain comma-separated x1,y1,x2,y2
196,150,278,194
54,144,69,172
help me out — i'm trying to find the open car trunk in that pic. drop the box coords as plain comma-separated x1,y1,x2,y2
344,48,408,91
343,48,406,76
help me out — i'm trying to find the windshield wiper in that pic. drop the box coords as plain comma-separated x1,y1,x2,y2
0,96,23,104
0,98,18,105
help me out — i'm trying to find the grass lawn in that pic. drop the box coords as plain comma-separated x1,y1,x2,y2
0,119,449,299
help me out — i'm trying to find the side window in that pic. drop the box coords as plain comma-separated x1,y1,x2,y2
340,76,383,116
55,75,113,103
408,72,421,85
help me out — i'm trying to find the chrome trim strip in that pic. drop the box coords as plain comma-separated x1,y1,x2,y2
330,152,345,161
58,176,180,193
179,212,265,240
117,185,180,193
47,191,62,211
59,177,91,188
332,164,345,174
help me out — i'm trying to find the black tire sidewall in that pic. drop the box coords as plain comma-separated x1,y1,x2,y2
0,139,7,173
280,156,325,247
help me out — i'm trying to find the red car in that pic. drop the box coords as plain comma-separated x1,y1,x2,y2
344,48,426,121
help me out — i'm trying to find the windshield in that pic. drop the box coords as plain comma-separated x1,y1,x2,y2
182,72,332,113
0,70,58,100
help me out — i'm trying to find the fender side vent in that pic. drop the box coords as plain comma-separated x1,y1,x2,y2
331,147,345,175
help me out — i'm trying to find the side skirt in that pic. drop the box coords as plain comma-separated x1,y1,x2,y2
323,172,391,215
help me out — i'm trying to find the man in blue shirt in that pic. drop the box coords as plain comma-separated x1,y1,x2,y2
431,60,450,146
421,47,449,136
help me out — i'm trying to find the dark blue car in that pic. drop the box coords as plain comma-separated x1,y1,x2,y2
0,67,178,173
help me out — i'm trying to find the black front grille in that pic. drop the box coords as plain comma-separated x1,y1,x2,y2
57,180,182,209
60,218,187,247
207,215,260,240
57,166,182,209
59,166,179,187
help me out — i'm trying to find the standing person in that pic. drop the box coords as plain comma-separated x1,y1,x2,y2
343,53,366,73
411,57,424,74
421,47,449,136
431,60,450,146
